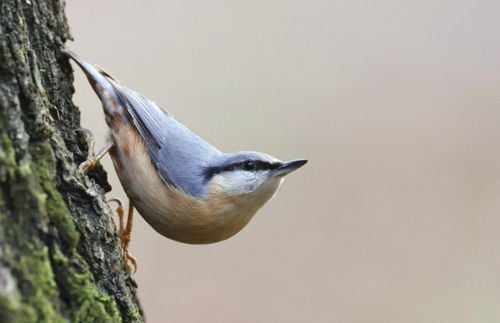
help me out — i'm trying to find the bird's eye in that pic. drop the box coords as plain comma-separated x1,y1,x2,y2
243,160,256,171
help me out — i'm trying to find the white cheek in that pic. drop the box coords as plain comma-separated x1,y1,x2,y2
212,171,259,195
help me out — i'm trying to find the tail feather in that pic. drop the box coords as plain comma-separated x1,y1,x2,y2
64,49,127,125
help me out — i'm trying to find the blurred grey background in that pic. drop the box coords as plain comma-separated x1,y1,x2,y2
66,1,500,322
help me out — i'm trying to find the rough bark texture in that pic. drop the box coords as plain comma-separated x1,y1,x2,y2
0,1,144,322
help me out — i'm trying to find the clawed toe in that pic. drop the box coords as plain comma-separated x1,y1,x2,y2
108,198,137,273
80,140,114,174
125,252,137,273
79,157,98,173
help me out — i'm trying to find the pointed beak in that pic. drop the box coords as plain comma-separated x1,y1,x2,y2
272,159,308,177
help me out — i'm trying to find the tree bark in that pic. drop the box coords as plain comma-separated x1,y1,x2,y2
0,1,144,322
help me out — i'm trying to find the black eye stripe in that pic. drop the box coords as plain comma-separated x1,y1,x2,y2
228,160,280,172
243,160,255,170
203,160,280,180
255,161,280,171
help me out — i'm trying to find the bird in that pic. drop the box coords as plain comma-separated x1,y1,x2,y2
64,50,307,271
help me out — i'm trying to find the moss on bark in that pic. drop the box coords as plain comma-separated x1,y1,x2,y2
0,0,143,322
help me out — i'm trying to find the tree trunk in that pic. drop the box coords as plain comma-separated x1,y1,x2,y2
0,1,144,322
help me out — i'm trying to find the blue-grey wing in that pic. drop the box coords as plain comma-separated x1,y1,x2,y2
113,86,221,197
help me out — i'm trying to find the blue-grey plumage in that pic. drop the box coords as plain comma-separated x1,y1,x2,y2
65,50,307,244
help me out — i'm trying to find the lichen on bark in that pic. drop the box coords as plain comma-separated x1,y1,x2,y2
0,0,143,322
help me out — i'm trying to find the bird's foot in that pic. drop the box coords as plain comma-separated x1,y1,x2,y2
124,249,138,274
108,198,137,273
79,128,113,174
79,156,99,173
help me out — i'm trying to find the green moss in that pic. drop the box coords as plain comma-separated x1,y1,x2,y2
128,308,142,321
28,142,122,322
29,142,79,251
0,137,124,322
17,163,32,177
1,1,142,321
51,248,120,323
0,293,37,323
15,247,63,322
0,134,16,178
0,136,66,322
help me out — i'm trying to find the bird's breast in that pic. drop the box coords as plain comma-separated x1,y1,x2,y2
108,124,257,244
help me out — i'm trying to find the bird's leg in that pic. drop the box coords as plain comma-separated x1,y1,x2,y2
79,129,114,173
122,201,137,273
108,198,137,273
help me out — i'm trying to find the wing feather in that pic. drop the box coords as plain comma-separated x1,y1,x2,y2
113,86,221,197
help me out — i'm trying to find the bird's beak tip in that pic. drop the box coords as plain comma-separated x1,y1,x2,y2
273,159,308,176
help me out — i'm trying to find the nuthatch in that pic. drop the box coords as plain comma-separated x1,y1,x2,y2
65,50,307,269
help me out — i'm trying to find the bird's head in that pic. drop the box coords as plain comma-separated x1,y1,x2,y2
203,151,307,208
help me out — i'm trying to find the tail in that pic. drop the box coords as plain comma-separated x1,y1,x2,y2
63,49,127,125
